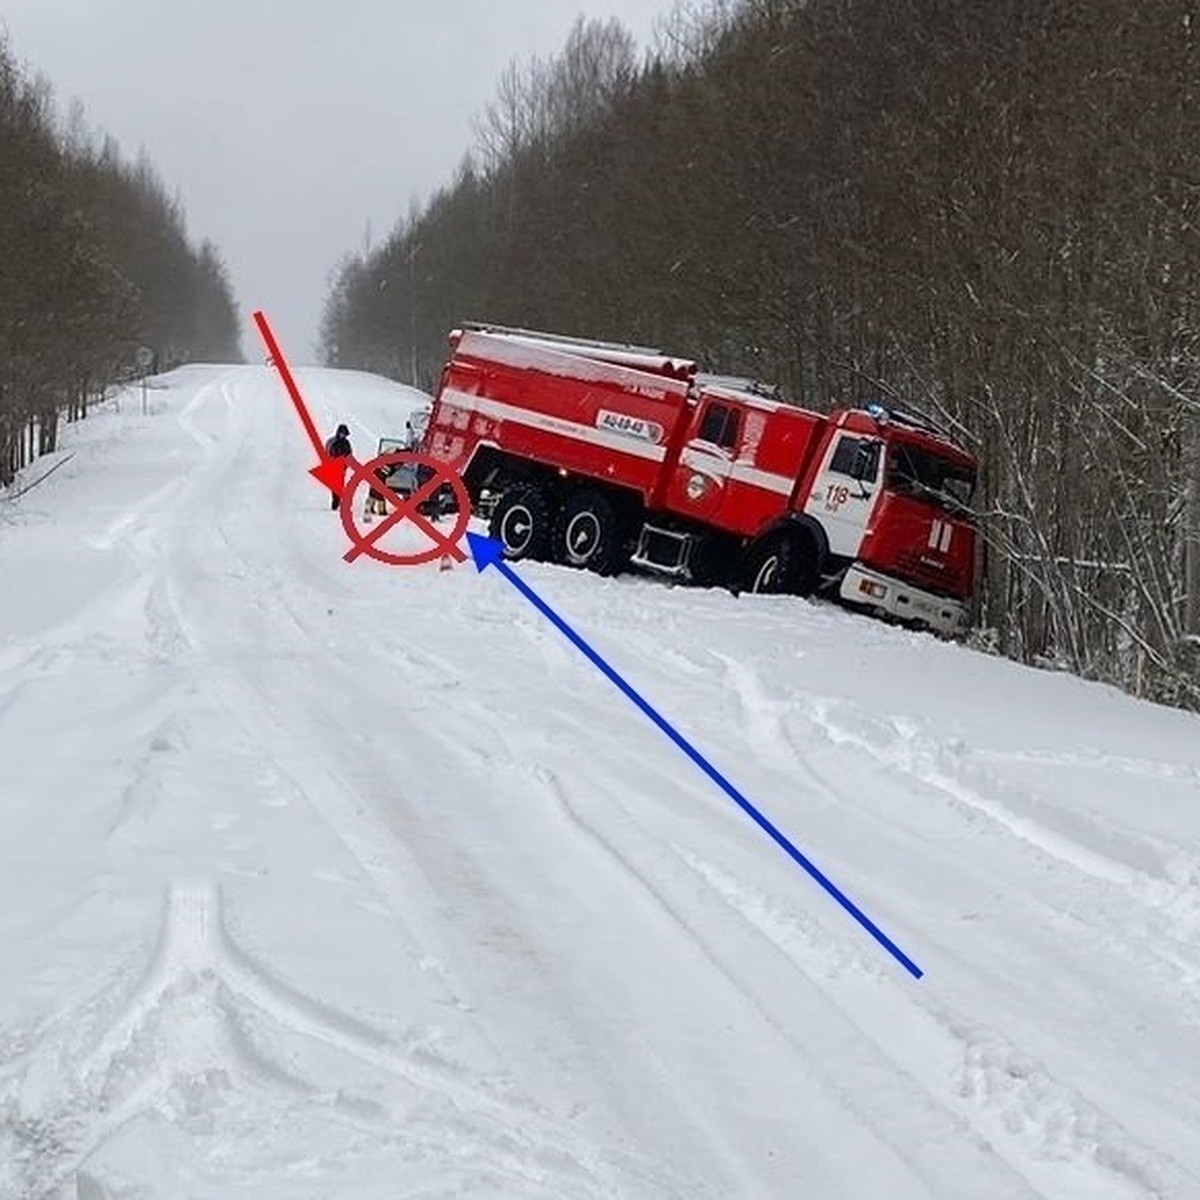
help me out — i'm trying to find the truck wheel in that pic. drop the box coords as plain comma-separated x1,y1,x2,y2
687,535,731,587
557,489,626,575
490,483,553,561
742,534,814,596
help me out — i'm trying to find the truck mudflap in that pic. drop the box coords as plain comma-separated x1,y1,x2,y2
840,564,968,636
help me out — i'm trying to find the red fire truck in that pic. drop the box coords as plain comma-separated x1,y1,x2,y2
422,325,978,634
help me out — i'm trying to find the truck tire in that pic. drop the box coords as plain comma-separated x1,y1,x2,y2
687,534,733,587
557,489,626,575
742,533,816,596
490,482,554,561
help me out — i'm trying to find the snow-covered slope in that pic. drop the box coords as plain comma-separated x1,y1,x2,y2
1,366,1197,1199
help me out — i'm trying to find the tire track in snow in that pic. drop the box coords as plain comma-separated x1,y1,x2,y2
113,624,1200,1191
701,655,1200,1198
6,880,616,1200
0,374,238,679
499,755,1039,1200
182,659,652,1198
145,399,786,1194
109,376,663,1198
86,882,566,1123
801,692,1200,953
263,566,1037,1195
671,847,1196,1200
711,651,1200,978
613,648,1179,1199
1,370,620,1198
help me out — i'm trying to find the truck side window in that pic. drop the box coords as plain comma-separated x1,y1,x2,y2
697,403,740,450
829,435,880,480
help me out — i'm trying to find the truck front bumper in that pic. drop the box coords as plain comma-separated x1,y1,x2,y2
839,564,969,636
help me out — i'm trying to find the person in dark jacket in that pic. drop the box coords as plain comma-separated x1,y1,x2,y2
325,423,353,509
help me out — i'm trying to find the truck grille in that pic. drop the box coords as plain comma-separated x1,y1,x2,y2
894,550,959,598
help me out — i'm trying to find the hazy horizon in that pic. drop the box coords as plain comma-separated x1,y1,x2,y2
1,1,673,364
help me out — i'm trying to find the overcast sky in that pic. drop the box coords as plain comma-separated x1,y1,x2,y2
1,1,674,363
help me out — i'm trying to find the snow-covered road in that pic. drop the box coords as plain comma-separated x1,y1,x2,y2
2,365,1198,1199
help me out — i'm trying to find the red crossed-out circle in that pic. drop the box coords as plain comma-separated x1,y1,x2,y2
338,452,470,567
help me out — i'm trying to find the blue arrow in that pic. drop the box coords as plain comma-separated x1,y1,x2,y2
466,533,923,979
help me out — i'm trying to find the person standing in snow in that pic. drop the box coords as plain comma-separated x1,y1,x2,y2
325,423,353,510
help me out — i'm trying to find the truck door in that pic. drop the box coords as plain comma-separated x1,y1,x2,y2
666,398,741,521
803,432,882,557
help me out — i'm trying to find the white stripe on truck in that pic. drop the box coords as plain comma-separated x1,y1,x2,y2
442,388,797,497
440,387,668,463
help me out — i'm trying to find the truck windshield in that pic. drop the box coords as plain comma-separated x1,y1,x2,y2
886,442,975,512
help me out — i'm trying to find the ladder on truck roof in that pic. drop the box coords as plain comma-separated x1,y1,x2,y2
459,321,697,381
460,321,665,359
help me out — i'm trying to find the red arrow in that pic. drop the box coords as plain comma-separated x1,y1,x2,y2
253,309,354,494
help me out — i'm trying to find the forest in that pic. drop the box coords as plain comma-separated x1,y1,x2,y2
322,0,1199,709
0,32,241,489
